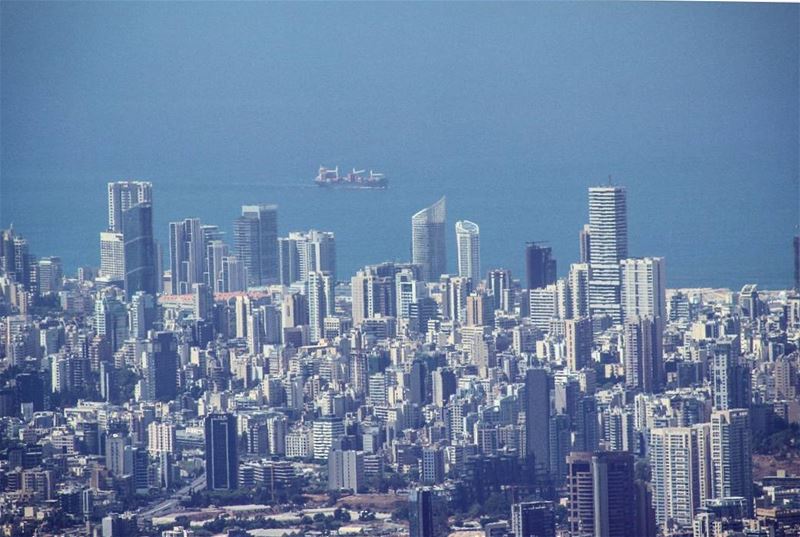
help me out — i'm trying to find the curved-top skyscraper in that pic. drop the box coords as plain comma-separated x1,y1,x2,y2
455,220,480,284
412,197,447,282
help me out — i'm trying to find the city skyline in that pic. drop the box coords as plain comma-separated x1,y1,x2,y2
3,3,797,290
0,3,798,537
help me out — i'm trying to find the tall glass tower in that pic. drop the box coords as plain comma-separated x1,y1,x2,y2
234,204,278,287
412,197,446,282
122,202,157,299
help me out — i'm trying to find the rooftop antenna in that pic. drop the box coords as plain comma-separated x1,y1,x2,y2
608,174,613,185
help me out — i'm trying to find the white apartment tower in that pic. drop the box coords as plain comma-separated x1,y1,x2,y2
621,256,666,322
455,220,480,284
588,185,628,324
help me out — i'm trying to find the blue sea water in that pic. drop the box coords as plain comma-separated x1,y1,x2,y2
1,2,798,289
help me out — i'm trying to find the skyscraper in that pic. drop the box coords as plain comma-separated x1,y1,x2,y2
307,270,334,343
567,451,637,537
99,232,125,282
146,331,179,402
409,487,447,537
525,242,555,290
579,223,592,264
569,262,590,319
455,220,480,283
620,257,666,322
328,449,365,492
396,267,424,322
565,317,593,371
711,335,750,411
351,263,398,326
36,256,62,295
487,268,512,312
623,316,663,393
710,409,753,515
649,425,712,529
234,204,278,287
205,240,229,293
432,368,456,407
204,413,238,490
525,368,550,473
278,229,337,286
122,202,157,299
412,197,447,282
588,185,628,324
107,181,152,233
511,501,556,537
529,284,559,331
168,218,205,295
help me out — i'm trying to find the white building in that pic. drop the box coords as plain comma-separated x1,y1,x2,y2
588,185,628,323
621,256,666,322
455,220,480,284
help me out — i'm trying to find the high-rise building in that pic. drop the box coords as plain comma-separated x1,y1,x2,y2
525,368,550,473
205,240,228,293
574,396,600,452
525,242,555,290
145,331,178,402
36,257,62,295
128,291,156,338
649,424,712,529
567,451,636,537
193,283,213,321
623,316,663,393
307,270,334,343
529,284,559,331
351,263,398,326
620,257,666,322
588,185,628,324
569,262,590,319
579,223,592,264
711,336,750,411
465,291,494,327
99,232,125,282
122,202,157,299
328,449,364,492
487,268,512,312
412,197,447,282
107,181,152,233
455,220,480,283
169,218,205,295
204,413,238,490
710,409,753,515
565,317,593,371
396,268,424,322
421,445,445,484
278,230,337,285
432,368,456,407
409,487,447,537
234,204,278,287
105,433,131,477
221,255,246,292
312,416,345,461
441,274,471,323
511,500,556,537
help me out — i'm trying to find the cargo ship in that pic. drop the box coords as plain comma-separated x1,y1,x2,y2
315,166,388,189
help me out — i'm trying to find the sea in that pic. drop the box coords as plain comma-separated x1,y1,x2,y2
1,2,798,290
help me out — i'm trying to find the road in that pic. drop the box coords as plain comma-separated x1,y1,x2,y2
139,475,206,519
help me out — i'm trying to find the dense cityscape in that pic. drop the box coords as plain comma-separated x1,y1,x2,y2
1,179,800,537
